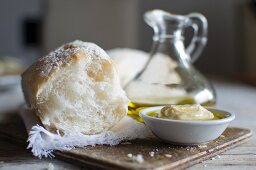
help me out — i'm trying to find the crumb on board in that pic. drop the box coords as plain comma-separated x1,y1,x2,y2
127,154,144,163
220,135,225,138
165,154,172,158
211,155,221,160
135,154,144,163
198,144,207,148
48,163,54,170
127,153,133,158
149,151,155,157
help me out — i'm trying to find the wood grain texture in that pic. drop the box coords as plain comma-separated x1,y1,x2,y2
57,128,251,170
0,112,252,170
188,81,256,170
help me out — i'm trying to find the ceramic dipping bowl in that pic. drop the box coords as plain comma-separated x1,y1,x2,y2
139,106,235,145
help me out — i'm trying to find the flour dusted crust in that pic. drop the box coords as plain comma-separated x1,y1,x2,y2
22,40,129,135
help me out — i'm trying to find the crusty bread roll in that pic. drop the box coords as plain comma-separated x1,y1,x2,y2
107,48,149,87
22,40,129,135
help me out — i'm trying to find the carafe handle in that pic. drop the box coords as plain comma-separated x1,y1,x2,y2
186,13,208,63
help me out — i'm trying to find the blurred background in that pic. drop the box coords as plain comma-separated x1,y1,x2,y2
0,0,256,85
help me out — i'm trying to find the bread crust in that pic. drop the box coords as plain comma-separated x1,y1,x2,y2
22,44,85,110
21,40,128,134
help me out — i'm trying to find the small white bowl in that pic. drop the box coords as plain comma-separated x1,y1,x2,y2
139,106,235,145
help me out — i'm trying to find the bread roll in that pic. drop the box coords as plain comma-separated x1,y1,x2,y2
22,40,129,135
107,48,149,87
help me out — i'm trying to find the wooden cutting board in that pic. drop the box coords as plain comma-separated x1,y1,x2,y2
0,112,252,170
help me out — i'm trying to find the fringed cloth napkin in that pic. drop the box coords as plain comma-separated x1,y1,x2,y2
20,106,152,158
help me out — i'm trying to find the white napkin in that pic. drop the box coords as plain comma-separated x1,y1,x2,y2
20,106,152,158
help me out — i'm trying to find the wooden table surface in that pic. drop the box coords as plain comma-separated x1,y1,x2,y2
0,80,255,170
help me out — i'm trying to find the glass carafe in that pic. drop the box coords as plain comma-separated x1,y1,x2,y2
126,10,216,121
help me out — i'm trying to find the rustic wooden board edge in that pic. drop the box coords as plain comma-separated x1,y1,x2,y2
55,151,127,170
0,128,252,170
169,130,252,170
54,129,252,170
